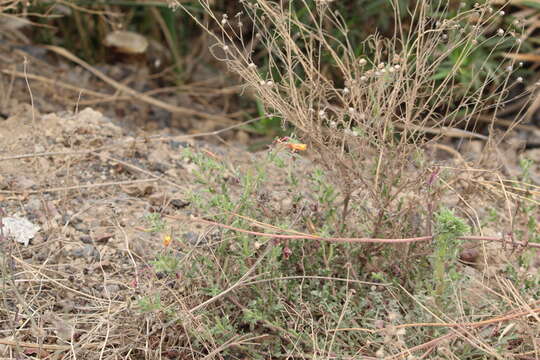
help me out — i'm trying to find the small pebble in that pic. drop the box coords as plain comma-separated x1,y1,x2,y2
71,244,99,261
183,231,201,245
170,199,190,209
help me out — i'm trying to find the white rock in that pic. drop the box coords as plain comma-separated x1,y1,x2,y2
2,217,40,246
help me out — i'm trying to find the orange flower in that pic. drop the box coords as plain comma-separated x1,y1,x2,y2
274,137,307,152
285,143,307,151
163,235,172,247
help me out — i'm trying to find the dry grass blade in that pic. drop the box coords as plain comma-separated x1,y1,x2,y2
0,69,110,99
44,45,234,124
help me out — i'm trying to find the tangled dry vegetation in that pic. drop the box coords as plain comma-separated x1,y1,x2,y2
1,0,540,359
192,0,531,236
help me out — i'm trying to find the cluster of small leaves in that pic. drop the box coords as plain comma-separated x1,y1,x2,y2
144,212,166,233
432,208,470,300
151,254,181,275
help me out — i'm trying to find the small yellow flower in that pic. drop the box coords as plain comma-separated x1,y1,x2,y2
163,235,172,247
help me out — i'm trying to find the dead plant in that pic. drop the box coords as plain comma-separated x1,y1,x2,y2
180,0,523,238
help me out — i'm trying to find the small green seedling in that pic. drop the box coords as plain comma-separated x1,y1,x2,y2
432,208,470,302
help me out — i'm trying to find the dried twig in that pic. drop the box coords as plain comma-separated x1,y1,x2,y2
0,178,158,195
166,214,540,248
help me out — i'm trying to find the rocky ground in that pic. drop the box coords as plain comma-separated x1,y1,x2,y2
0,98,323,358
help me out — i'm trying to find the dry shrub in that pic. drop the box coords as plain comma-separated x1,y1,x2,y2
181,0,521,237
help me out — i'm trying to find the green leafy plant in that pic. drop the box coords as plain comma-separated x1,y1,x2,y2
136,293,163,313
432,208,470,302
151,254,181,275
144,213,166,233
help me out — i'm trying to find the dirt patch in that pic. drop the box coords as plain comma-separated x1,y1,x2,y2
0,104,322,358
